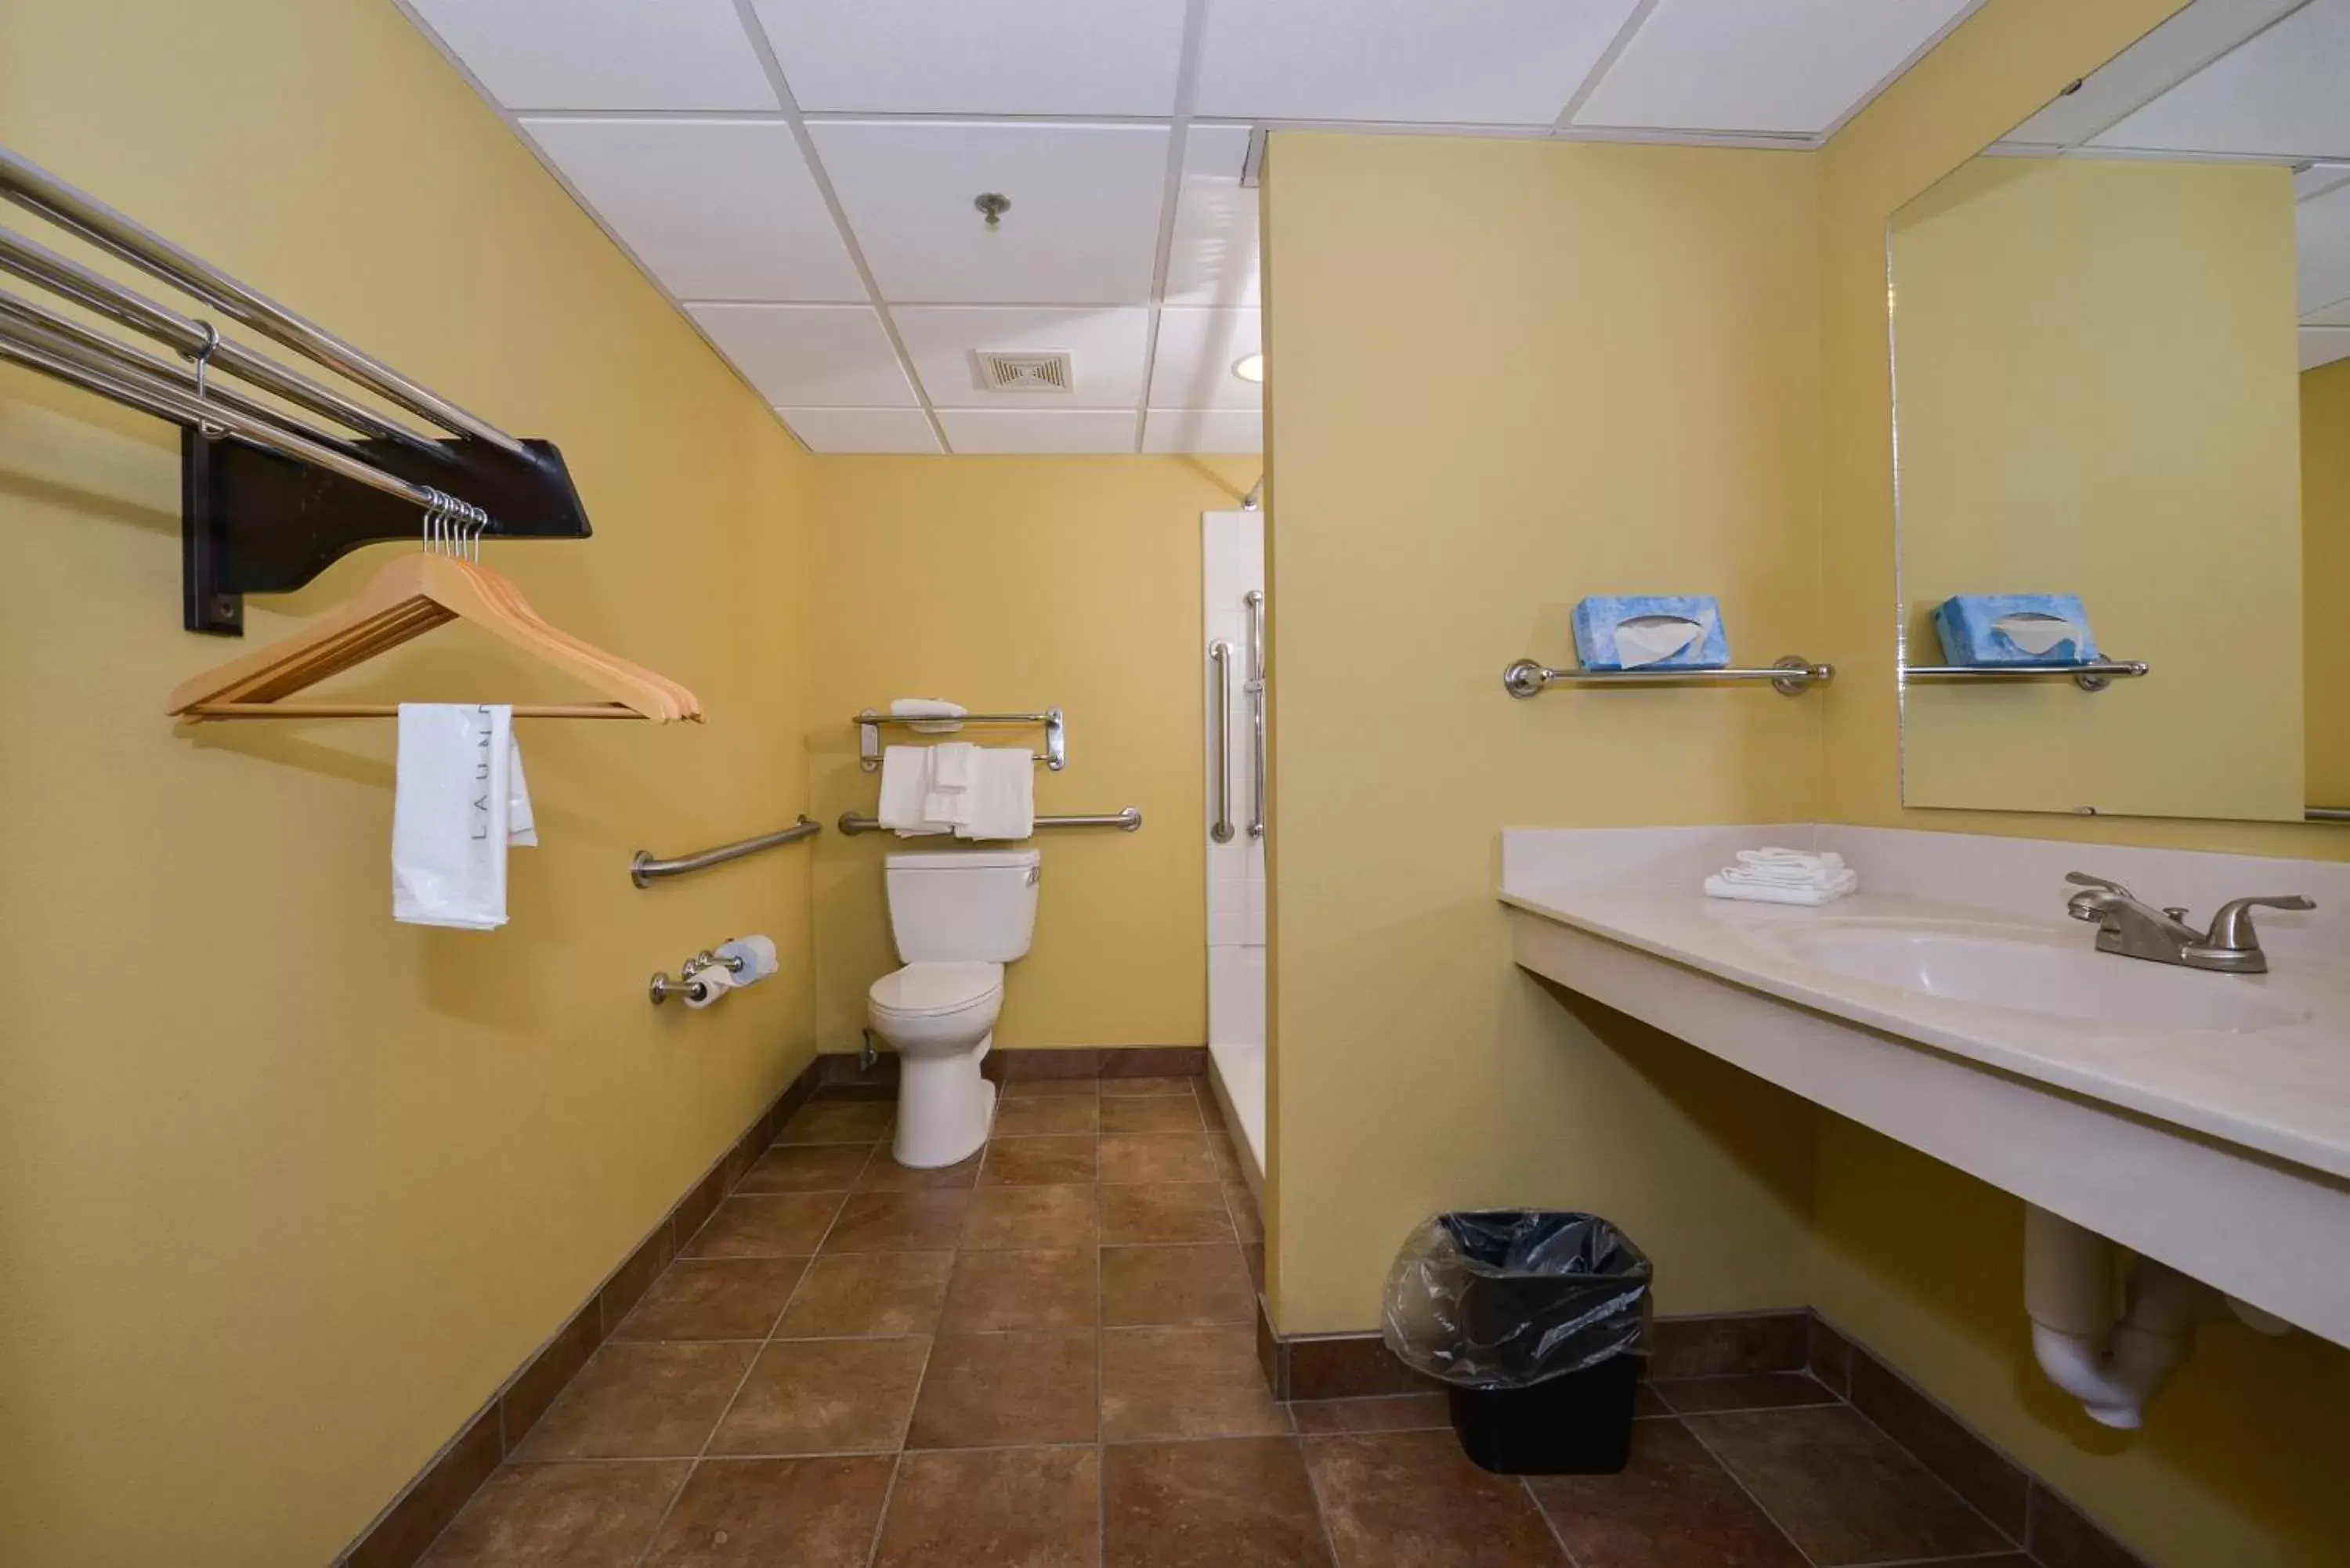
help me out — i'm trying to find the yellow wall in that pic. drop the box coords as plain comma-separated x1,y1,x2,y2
2306,357,2350,807
0,3,818,1565
1259,133,1824,1335
1816,3,2350,1563
1893,157,2304,820
805,457,1253,1053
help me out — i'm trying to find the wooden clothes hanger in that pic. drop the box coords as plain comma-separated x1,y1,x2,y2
166,507,703,722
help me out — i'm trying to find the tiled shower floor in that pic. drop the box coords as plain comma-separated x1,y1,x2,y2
418,1075,2048,1567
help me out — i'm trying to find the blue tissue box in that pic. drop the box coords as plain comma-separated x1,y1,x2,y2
1571,595,1730,672
1932,594,2099,667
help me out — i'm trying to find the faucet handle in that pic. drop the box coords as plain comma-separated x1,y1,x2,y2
2204,894,2315,952
2065,871,2135,900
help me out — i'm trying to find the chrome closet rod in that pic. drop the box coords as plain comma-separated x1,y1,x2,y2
0,312,458,513
0,146,525,457
837,808,1142,836
631,816,820,887
0,288,359,450
0,225,434,450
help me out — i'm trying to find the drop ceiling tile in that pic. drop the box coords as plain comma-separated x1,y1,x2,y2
1143,409,1263,453
1148,308,1260,410
1166,125,1260,306
778,407,942,453
2296,161,2350,203
403,0,778,110
1193,0,1640,125
521,118,862,301
892,306,1150,408
751,0,1188,114
808,121,1170,304
687,304,917,406
2299,180,2350,317
2301,326,2350,370
2092,1,2350,160
1573,0,1981,137
2000,0,2301,152
937,410,1140,453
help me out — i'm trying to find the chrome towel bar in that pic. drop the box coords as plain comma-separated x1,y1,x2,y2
1505,656,1833,698
838,808,1141,836
856,708,1065,771
631,816,819,887
1903,660,2149,692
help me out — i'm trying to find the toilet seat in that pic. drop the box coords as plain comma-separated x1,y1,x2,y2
869,961,1003,1021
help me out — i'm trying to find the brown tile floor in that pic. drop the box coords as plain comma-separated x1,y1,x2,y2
420,1073,2046,1567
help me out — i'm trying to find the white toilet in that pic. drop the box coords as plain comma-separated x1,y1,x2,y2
867,847,1041,1169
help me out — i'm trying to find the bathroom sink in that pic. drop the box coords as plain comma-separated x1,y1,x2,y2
1746,920,2306,1033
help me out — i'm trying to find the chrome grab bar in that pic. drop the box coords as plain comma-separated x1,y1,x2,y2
631,815,819,888
1209,641,1235,844
1243,591,1266,840
838,808,1141,835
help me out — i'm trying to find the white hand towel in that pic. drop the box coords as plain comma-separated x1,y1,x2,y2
891,698,967,734
1735,847,1844,873
924,742,978,826
1721,862,1846,888
877,745,949,836
1705,873,1856,906
955,746,1036,841
392,703,533,930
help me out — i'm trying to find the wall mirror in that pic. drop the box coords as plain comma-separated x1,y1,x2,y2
1889,0,2347,824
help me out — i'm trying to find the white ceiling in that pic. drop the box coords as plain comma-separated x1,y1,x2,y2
1996,0,2350,371
399,0,1983,453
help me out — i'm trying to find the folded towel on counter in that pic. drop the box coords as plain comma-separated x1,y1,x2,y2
877,745,951,836
955,746,1036,841
1704,845,1856,905
1705,873,1856,906
392,703,537,930
1720,848,1846,887
891,697,967,734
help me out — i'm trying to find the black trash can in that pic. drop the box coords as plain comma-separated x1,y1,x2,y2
1382,1211,1652,1476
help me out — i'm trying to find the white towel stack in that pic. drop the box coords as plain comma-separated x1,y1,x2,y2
877,743,1036,840
1704,847,1857,907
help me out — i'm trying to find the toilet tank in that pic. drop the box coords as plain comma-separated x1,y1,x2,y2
884,848,1043,963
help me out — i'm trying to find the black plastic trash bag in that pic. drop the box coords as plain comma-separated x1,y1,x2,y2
1382,1210,1653,1388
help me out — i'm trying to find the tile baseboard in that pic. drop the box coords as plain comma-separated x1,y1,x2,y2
336,1059,824,1568
1257,1303,2144,1568
815,1043,1210,1088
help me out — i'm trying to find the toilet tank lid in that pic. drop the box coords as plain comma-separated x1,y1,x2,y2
884,848,1042,871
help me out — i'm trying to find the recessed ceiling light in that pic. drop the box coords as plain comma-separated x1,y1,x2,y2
1231,352,1265,384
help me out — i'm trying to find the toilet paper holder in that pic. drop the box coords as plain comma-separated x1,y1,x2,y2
648,948,744,1006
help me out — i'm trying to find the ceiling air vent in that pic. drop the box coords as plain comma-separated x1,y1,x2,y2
974,350,1073,394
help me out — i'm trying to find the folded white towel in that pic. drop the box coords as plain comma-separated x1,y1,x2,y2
891,697,967,735
1705,872,1857,906
956,746,1036,841
1735,847,1844,873
392,703,536,930
877,745,949,836
925,742,978,823
1719,862,1843,888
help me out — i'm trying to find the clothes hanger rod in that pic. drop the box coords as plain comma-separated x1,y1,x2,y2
0,226,436,452
0,313,464,516
0,146,524,458
0,288,365,453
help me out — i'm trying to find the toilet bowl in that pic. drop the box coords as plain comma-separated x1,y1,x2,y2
868,848,1041,1169
869,962,1003,1168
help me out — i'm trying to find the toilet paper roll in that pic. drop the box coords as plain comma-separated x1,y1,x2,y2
685,966,735,1010
717,934,777,985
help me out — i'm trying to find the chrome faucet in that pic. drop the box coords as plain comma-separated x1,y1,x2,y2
2064,873,2313,974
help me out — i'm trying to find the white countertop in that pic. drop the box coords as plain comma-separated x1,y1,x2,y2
1499,825,2350,1184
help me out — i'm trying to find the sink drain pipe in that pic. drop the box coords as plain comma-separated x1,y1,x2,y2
2024,1206,2289,1429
